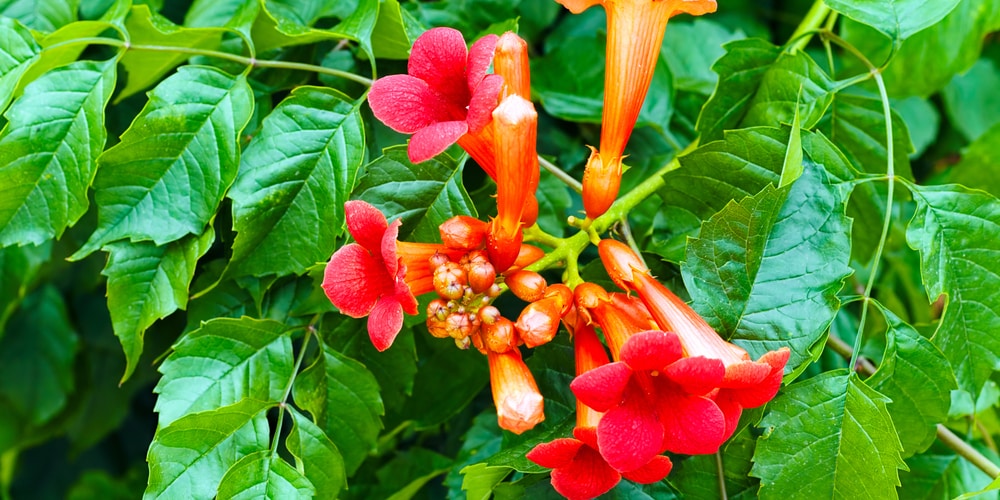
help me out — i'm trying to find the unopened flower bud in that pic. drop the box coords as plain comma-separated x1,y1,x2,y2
445,312,478,340
487,284,502,298
506,270,547,302
455,336,471,350
483,317,518,353
434,262,468,300
428,299,449,321
511,244,545,270
440,216,489,250
429,252,450,269
516,298,561,348
543,283,574,317
468,260,497,294
478,305,502,325
426,316,451,339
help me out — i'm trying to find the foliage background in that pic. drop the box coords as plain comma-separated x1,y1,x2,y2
0,0,999,498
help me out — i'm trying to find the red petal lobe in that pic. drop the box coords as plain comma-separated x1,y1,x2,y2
619,330,683,372
527,438,584,469
408,120,469,163
322,244,385,317
621,455,673,484
571,362,632,412
368,298,405,351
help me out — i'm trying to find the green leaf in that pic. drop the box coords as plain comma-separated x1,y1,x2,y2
0,242,50,335
154,317,295,427
0,59,116,246
0,286,78,433
948,122,1000,199
248,0,360,54
184,0,254,28
16,20,121,95
942,58,1000,142
905,184,1000,401
823,93,914,180
400,338,488,429
118,5,228,100
841,0,1000,97
144,398,273,500
655,127,786,262
292,338,384,475
661,19,745,95
696,38,782,142
740,50,836,130
324,316,416,414
751,372,906,499
868,305,956,458
286,406,347,500
354,146,476,243
0,17,40,113
331,0,378,65
461,463,511,500
682,158,852,376
823,0,960,43
370,0,412,60
226,87,364,279
901,451,997,499
534,170,572,237
669,425,759,499
104,228,215,383
0,0,79,32
71,65,253,259
216,451,315,499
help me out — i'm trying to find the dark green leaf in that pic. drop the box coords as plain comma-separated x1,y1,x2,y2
892,96,939,158
0,0,79,32
942,58,1000,142
331,0,378,65
292,338,384,475
184,0,253,28
661,19,745,95
286,406,346,500
354,146,476,243
900,451,997,499
248,0,358,54
948,122,1000,199
905,184,1000,401
71,66,253,259
144,399,273,499
118,5,228,100
823,0,960,43
370,0,411,60
534,170,572,237
154,317,295,427
226,87,364,279
0,286,78,432
868,305,956,457
695,38,782,142
400,338,488,429
0,17,40,113
17,20,121,94
324,316,417,415
751,372,906,498
0,242,50,335
824,93,914,179
216,450,314,499
668,424,759,499
740,50,836,130
0,59,116,246
104,228,215,382
682,158,852,376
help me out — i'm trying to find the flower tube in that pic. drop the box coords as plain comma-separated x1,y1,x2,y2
488,347,545,434
488,95,538,272
554,0,718,218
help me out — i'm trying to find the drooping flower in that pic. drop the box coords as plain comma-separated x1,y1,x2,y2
554,0,718,218
322,200,460,351
598,239,790,438
367,27,503,173
488,347,545,434
488,94,538,271
575,282,657,359
571,330,727,470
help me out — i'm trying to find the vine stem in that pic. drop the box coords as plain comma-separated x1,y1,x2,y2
539,155,582,193
788,0,832,51
42,36,373,86
826,334,1000,478
270,326,316,457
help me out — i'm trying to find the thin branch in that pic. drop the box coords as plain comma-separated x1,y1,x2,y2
538,155,582,193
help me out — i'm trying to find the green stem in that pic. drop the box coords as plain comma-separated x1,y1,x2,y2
715,452,728,500
539,155,582,193
271,326,315,457
788,0,832,52
43,36,373,86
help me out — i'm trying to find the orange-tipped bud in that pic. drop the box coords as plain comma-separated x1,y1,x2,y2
597,239,647,291
484,316,518,353
490,95,538,272
494,32,531,99
467,260,497,294
440,216,489,250
478,305,502,325
543,284,574,316
582,148,622,219
445,311,479,340
516,298,562,348
427,316,451,339
433,261,468,300
506,270,547,302
511,244,545,270
487,221,524,274
521,196,539,228
488,349,545,434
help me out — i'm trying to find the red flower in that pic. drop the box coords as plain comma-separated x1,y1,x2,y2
598,239,790,438
322,201,458,351
368,27,503,170
527,427,671,500
488,348,545,434
575,282,657,360
571,330,727,470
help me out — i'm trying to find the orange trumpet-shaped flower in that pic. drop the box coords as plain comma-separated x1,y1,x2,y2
555,0,717,218
488,95,538,272
493,31,540,227
488,348,545,434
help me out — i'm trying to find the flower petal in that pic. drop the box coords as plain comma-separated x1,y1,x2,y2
408,120,469,163
369,298,405,351
724,348,789,408
554,0,603,14
368,75,457,133
669,0,718,17
621,455,673,484
527,438,584,469
714,391,744,442
597,384,664,472
571,361,632,412
382,219,402,277
619,330,683,372
322,244,386,317
664,355,725,395
657,392,726,455
467,74,504,132
345,200,389,252
550,445,621,500
467,34,499,90
408,27,470,107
